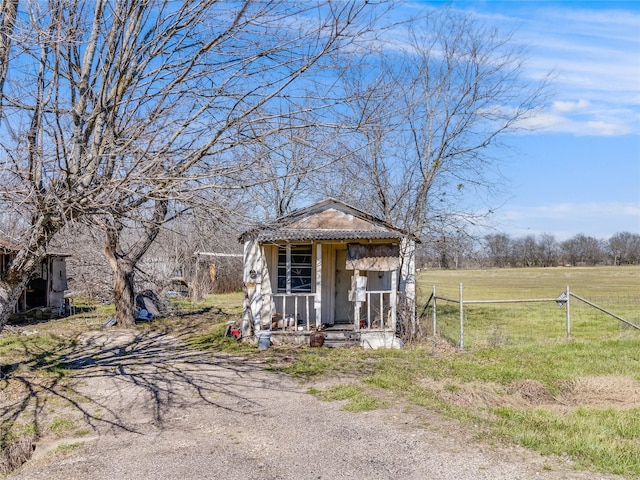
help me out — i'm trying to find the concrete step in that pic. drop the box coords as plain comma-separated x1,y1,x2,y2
319,329,360,348
323,330,357,340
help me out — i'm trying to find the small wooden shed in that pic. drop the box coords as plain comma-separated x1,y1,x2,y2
239,199,417,346
0,239,70,313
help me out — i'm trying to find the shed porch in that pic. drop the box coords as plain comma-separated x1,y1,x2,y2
268,325,402,349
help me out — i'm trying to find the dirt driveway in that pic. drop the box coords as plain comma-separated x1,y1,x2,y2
5,330,622,480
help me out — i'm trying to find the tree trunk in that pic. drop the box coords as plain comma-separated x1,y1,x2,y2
0,273,29,330
103,224,138,328
112,259,136,327
103,200,168,328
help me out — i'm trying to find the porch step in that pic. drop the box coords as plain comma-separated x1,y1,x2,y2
322,329,360,348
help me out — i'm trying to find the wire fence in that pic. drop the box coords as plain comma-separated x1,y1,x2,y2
419,284,640,350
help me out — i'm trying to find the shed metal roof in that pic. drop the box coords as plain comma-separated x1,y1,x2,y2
255,228,403,242
240,198,418,244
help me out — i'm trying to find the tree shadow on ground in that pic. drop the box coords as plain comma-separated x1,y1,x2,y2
0,326,293,473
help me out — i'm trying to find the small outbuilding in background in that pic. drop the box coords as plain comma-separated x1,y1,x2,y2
1,239,70,315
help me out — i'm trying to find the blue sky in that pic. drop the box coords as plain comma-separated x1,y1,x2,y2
411,1,640,241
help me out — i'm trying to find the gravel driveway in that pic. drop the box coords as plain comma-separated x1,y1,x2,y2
6,330,621,480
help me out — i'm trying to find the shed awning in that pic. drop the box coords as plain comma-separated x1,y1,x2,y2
346,243,400,271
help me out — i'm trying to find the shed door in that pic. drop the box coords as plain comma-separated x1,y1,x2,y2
334,249,353,324
51,258,68,292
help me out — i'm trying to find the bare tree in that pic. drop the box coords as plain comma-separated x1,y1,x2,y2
0,0,379,329
235,109,341,221
608,232,640,266
102,200,168,323
561,234,605,266
510,235,537,267
417,215,476,269
484,233,512,268
0,0,18,114
139,205,245,298
537,233,560,267
326,8,551,238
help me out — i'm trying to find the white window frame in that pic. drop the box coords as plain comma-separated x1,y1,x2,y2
277,244,313,294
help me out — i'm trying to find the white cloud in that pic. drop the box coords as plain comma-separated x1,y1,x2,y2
493,4,640,137
553,99,590,113
518,109,632,137
399,3,640,136
583,120,631,137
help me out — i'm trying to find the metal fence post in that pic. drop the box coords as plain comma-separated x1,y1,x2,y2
459,283,464,351
566,285,571,339
432,285,437,336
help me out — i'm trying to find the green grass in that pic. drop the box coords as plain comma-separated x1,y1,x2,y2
53,442,84,455
185,322,254,354
347,339,639,392
47,417,76,434
419,265,640,295
314,384,380,412
277,348,376,377
0,332,75,372
419,266,640,348
168,291,243,316
0,422,38,449
493,407,640,476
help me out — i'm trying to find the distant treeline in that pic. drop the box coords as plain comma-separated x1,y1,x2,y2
418,231,640,269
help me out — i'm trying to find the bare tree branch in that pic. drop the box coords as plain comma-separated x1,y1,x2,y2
0,0,380,329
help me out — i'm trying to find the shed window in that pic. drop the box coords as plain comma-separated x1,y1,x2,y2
277,244,312,293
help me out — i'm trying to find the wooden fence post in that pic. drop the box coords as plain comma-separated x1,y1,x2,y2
566,285,571,339
432,285,437,336
459,283,464,351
